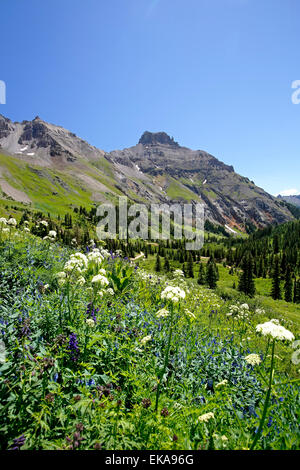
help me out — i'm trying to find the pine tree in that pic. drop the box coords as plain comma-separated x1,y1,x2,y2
164,257,170,273
284,267,293,302
197,262,206,285
187,253,194,278
294,279,300,303
205,260,218,289
273,234,280,254
271,256,282,300
238,254,256,297
155,254,161,272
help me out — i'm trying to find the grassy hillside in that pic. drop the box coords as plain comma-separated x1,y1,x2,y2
0,228,299,450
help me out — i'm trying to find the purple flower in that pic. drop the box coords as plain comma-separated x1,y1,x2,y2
8,434,26,451
68,333,80,362
86,303,98,323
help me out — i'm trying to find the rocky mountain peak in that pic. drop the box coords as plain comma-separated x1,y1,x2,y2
139,131,179,147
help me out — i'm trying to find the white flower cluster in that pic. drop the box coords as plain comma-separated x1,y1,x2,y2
244,353,261,366
256,319,295,341
136,269,162,285
86,318,95,328
87,248,104,265
198,412,215,423
56,248,112,294
255,308,265,316
0,217,17,233
141,335,152,346
7,218,17,226
161,286,186,303
76,276,86,286
64,252,88,274
173,269,185,278
213,434,228,443
156,308,169,318
43,230,57,242
226,303,250,320
91,273,109,287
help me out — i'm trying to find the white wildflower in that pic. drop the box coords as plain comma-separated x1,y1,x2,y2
56,271,66,279
156,308,169,318
76,276,86,286
87,250,104,265
240,303,249,310
49,230,57,238
91,274,109,287
86,318,95,328
7,218,17,226
256,320,295,341
173,269,185,278
141,335,152,346
161,285,185,303
198,412,215,423
244,353,261,366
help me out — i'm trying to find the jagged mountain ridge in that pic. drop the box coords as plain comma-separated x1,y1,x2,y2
277,194,300,208
0,114,294,229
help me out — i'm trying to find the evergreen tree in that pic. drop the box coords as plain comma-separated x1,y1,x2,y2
164,257,170,273
284,267,293,302
294,279,300,303
205,260,218,289
187,253,194,278
238,254,256,297
197,262,206,285
271,256,282,300
155,254,161,272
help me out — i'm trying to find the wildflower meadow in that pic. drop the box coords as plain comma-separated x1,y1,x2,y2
0,220,299,451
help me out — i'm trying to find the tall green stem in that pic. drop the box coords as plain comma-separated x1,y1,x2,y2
250,340,275,450
155,304,174,413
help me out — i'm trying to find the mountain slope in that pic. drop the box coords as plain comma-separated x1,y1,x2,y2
278,194,300,208
107,131,293,229
0,114,295,229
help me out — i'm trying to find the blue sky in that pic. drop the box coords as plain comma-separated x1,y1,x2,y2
1,0,300,196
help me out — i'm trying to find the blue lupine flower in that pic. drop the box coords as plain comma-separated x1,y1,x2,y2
68,333,80,362
267,416,273,428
